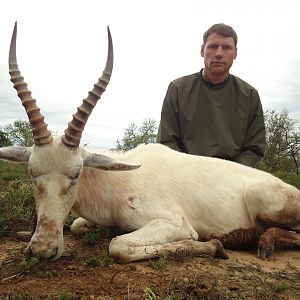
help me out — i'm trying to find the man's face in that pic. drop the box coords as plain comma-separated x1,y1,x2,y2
201,33,237,76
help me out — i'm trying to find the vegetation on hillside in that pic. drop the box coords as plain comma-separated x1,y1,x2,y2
114,118,157,152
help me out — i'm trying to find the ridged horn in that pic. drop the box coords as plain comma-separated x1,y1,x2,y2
9,22,53,146
61,26,114,148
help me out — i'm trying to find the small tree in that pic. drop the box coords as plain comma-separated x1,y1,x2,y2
1,120,34,147
114,118,157,152
262,109,300,174
0,130,12,147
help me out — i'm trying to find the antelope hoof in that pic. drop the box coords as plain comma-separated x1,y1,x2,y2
258,242,274,259
212,239,228,259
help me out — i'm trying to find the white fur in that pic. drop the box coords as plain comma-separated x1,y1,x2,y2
1,138,299,261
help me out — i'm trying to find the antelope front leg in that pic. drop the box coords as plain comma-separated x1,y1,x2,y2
70,217,95,235
109,219,228,263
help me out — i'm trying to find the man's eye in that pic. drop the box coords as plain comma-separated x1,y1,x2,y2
209,45,217,49
223,46,232,51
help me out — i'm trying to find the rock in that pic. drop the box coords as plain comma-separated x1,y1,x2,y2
14,231,32,242
183,277,189,284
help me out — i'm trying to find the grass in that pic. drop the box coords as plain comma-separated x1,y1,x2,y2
82,231,102,244
0,178,35,233
0,161,35,233
84,251,114,268
0,161,29,181
100,249,114,266
276,280,290,294
19,256,40,272
81,227,114,244
58,291,73,300
148,255,168,270
19,253,45,273
144,286,159,300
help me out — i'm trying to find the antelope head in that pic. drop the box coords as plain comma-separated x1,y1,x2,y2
0,22,139,260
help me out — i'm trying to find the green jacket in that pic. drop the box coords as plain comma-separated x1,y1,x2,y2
157,70,265,167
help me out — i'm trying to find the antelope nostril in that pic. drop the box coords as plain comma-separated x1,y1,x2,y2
49,247,59,261
25,245,34,258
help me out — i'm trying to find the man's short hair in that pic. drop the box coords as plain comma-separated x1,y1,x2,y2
203,23,238,47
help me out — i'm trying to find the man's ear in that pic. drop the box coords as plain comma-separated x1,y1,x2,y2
234,47,237,59
200,44,204,57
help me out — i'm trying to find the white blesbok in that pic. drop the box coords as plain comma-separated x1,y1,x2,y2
1,23,300,263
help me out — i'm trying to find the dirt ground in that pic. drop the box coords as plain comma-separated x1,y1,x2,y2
0,232,299,300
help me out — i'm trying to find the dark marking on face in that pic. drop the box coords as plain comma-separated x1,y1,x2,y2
35,182,45,195
37,214,60,237
60,185,70,195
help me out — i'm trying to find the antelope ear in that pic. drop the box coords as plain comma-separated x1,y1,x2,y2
83,151,141,171
0,146,32,163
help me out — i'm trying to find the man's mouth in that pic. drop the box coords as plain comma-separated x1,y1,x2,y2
212,62,225,65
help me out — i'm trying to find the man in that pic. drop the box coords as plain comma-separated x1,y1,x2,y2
157,23,265,167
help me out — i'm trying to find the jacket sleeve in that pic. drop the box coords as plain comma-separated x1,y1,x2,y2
156,82,185,152
234,89,265,167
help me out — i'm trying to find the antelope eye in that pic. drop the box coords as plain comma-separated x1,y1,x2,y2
30,168,39,178
70,169,81,180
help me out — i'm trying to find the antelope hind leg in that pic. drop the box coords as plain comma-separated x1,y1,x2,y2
258,228,300,258
246,181,300,258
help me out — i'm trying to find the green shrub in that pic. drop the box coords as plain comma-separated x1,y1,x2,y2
273,171,300,189
256,162,300,189
85,256,101,268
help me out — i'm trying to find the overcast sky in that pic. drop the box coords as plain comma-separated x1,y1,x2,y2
1,0,300,150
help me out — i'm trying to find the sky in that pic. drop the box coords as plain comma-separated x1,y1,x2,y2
0,0,300,150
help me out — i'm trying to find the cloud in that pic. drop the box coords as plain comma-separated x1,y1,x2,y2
0,65,27,124
261,59,300,119
1,0,300,150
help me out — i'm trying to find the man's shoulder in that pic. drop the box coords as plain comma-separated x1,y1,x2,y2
170,72,200,87
231,74,258,93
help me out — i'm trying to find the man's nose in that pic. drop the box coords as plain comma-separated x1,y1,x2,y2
215,46,223,57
